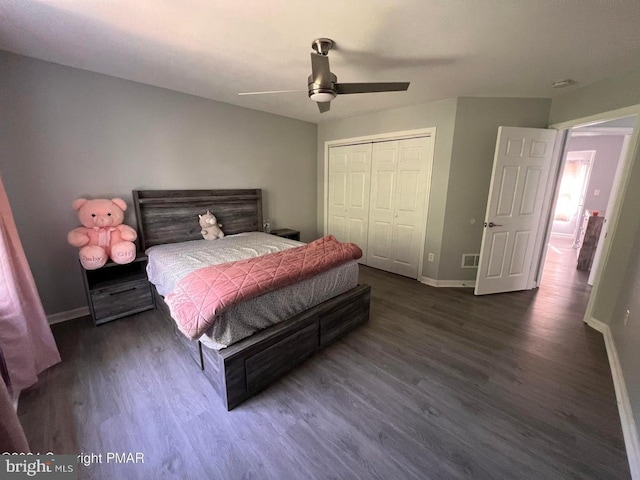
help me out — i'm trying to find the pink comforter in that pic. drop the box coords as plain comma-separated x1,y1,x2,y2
165,235,362,339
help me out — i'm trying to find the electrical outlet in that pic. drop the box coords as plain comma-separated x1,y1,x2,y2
428,253,435,262
624,309,630,326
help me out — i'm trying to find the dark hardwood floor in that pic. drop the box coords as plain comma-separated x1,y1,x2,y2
19,238,630,479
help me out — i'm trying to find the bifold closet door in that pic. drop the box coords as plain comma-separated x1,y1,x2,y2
327,143,372,261
367,137,431,278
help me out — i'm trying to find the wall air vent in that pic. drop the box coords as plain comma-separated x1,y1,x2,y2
461,254,480,268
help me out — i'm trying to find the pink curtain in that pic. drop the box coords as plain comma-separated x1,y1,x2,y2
0,174,60,393
0,375,29,453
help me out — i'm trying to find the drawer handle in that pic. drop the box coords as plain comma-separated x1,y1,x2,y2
110,287,137,295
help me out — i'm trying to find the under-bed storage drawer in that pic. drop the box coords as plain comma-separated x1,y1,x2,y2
90,279,154,325
319,286,371,346
205,284,371,410
244,322,318,393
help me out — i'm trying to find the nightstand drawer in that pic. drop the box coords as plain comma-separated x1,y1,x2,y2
90,279,153,324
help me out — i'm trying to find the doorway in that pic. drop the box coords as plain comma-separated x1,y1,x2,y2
539,115,637,290
551,150,594,246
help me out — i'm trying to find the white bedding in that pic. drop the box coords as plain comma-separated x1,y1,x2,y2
146,232,304,297
146,232,359,349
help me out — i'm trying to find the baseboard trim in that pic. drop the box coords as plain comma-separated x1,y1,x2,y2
47,307,89,325
420,277,476,288
587,317,640,479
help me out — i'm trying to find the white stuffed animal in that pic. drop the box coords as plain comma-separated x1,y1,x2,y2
199,210,225,240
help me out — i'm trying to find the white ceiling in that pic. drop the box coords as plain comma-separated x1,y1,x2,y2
2,0,640,124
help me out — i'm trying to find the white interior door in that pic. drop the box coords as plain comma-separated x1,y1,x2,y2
475,127,558,295
328,143,372,260
367,137,431,278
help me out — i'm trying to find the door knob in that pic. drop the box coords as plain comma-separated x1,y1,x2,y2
484,222,503,228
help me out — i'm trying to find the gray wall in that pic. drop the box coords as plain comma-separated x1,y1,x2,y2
551,69,640,439
0,51,317,315
611,222,640,439
439,97,551,281
549,69,640,126
579,136,625,215
317,98,458,280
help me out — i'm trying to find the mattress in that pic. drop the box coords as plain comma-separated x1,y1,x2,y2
146,232,359,349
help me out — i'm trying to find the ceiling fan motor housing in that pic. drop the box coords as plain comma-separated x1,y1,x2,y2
308,72,337,101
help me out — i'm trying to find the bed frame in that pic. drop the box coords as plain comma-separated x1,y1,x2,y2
133,189,371,410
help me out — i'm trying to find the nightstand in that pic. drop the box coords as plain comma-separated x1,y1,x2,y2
81,254,154,325
270,228,301,241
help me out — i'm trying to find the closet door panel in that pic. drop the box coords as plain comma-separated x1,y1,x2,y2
328,144,372,260
374,170,396,210
348,217,368,251
368,221,393,265
349,171,368,213
391,223,418,275
329,215,347,242
328,169,348,243
396,170,420,212
388,138,431,277
329,171,348,208
367,142,398,270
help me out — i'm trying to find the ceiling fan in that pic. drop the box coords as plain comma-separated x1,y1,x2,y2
239,38,410,113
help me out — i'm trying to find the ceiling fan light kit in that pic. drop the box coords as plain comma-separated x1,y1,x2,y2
309,91,337,103
239,37,410,113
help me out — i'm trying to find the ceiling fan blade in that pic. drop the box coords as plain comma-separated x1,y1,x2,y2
238,89,304,96
311,52,332,85
335,82,410,95
317,102,331,113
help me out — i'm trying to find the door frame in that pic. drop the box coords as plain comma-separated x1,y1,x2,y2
588,133,634,286
323,127,436,280
531,105,640,325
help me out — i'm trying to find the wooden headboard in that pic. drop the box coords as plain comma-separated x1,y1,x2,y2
133,189,263,251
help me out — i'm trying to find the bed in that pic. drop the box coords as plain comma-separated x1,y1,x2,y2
133,189,371,410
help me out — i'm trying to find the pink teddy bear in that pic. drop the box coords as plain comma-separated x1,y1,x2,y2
67,198,137,270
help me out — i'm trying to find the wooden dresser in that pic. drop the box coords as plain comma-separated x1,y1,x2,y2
577,215,604,271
